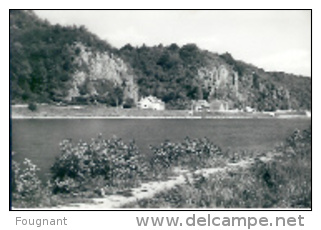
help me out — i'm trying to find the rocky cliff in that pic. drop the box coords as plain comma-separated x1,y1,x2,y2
66,42,138,103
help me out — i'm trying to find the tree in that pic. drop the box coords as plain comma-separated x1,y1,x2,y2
197,86,204,100
28,102,37,111
107,86,123,107
123,98,135,109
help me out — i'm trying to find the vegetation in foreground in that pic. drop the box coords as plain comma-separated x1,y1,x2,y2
123,127,311,208
11,135,227,208
11,127,311,209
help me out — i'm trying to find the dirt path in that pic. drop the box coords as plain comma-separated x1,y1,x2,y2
18,152,279,210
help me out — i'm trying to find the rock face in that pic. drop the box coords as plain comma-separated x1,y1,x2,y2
197,65,238,101
66,42,138,102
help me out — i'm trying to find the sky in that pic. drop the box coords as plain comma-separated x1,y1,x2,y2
34,10,311,77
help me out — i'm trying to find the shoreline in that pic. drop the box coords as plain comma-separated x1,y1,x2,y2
11,105,311,120
11,115,311,120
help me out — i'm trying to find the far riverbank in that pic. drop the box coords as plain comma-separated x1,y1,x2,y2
11,104,311,119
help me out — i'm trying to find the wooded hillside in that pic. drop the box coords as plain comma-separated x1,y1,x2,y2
10,10,311,111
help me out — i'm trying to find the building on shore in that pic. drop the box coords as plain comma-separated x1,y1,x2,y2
192,99,231,112
137,96,165,110
192,100,210,112
209,100,229,111
305,111,311,118
245,106,255,113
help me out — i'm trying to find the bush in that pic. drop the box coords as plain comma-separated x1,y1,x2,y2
123,98,135,109
149,137,225,179
51,135,149,194
11,158,45,208
28,102,37,111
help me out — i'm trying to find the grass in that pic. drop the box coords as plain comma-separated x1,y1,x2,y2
123,156,311,209
122,128,311,209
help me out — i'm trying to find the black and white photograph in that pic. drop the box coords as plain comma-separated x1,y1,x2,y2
10,10,311,210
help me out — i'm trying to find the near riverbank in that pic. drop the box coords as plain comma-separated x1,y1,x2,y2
13,152,279,210
11,125,311,209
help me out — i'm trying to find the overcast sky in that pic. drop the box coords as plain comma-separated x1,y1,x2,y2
34,10,311,77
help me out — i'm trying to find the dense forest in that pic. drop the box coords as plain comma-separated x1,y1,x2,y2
10,10,311,111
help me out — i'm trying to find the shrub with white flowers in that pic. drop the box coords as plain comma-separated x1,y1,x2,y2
51,135,148,194
150,137,224,171
12,158,43,207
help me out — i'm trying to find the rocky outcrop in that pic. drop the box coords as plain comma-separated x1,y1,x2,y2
197,65,239,101
66,42,138,102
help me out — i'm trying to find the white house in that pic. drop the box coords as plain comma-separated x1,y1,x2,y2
245,106,255,113
305,111,311,118
137,96,165,110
